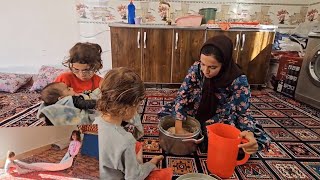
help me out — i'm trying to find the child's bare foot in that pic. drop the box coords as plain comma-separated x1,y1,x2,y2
149,155,164,165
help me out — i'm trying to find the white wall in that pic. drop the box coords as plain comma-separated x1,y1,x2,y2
79,23,112,74
0,125,77,163
0,0,112,74
0,0,316,74
0,0,80,74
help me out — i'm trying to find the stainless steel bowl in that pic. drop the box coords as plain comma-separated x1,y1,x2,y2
159,115,204,155
177,173,220,180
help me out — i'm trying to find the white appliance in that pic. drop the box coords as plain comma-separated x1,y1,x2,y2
295,32,320,109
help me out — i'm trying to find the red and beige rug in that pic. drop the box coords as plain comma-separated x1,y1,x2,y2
1,88,320,179
139,88,320,180
0,147,99,180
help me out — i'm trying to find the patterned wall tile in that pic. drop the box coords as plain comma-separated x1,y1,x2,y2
76,0,320,33
308,2,320,22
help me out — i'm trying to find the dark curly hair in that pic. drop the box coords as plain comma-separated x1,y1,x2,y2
7,151,15,159
70,130,81,142
63,42,103,72
40,82,64,106
97,67,145,117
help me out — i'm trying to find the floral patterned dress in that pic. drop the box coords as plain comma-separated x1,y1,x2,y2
158,61,270,150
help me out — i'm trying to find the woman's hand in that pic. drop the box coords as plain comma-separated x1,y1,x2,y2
174,120,190,134
167,127,190,134
238,131,258,154
175,120,185,134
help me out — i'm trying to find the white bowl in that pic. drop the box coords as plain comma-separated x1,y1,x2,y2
176,173,220,180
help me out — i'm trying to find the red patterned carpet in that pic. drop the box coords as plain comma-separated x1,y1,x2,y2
0,88,43,127
2,88,319,179
0,147,99,180
1,86,319,129
140,88,320,180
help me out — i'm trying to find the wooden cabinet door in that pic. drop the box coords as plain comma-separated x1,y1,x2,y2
238,31,275,84
206,30,241,64
141,28,173,83
172,29,206,83
110,27,142,77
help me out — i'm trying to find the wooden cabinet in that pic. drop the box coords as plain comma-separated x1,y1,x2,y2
206,30,275,85
110,27,142,77
111,27,173,83
142,29,173,83
238,31,275,85
111,26,206,83
206,30,241,65
110,25,275,85
172,29,206,83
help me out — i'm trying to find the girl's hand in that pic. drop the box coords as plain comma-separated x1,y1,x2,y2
149,155,164,165
238,131,258,154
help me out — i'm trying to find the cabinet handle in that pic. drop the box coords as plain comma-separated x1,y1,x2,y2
143,31,147,49
175,32,179,50
234,34,240,51
137,31,140,49
241,33,246,51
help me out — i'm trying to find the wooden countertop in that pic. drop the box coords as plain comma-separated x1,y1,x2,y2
109,22,277,32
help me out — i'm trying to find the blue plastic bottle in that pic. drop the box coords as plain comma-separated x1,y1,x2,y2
128,0,135,24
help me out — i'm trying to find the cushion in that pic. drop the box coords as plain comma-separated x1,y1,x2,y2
81,133,99,159
0,73,32,93
30,65,68,91
79,124,98,134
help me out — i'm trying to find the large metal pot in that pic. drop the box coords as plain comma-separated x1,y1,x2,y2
159,115,204,155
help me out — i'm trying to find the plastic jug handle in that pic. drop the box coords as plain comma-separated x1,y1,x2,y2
236,138,250,165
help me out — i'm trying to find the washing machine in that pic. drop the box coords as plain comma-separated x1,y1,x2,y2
295,32,320,109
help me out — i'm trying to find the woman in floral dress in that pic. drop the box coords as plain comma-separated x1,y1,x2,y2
158,35,270,154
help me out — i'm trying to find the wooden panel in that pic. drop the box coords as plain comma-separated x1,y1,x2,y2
142,28,173,83
238,31,275,84
110,27,142,77
172,29,206,83
206,30,241,63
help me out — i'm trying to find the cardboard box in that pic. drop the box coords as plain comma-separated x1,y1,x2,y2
276,55,304,98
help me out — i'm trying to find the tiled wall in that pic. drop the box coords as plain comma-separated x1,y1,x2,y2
74,0,319,70
308,0,320,22
77,0,320,27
